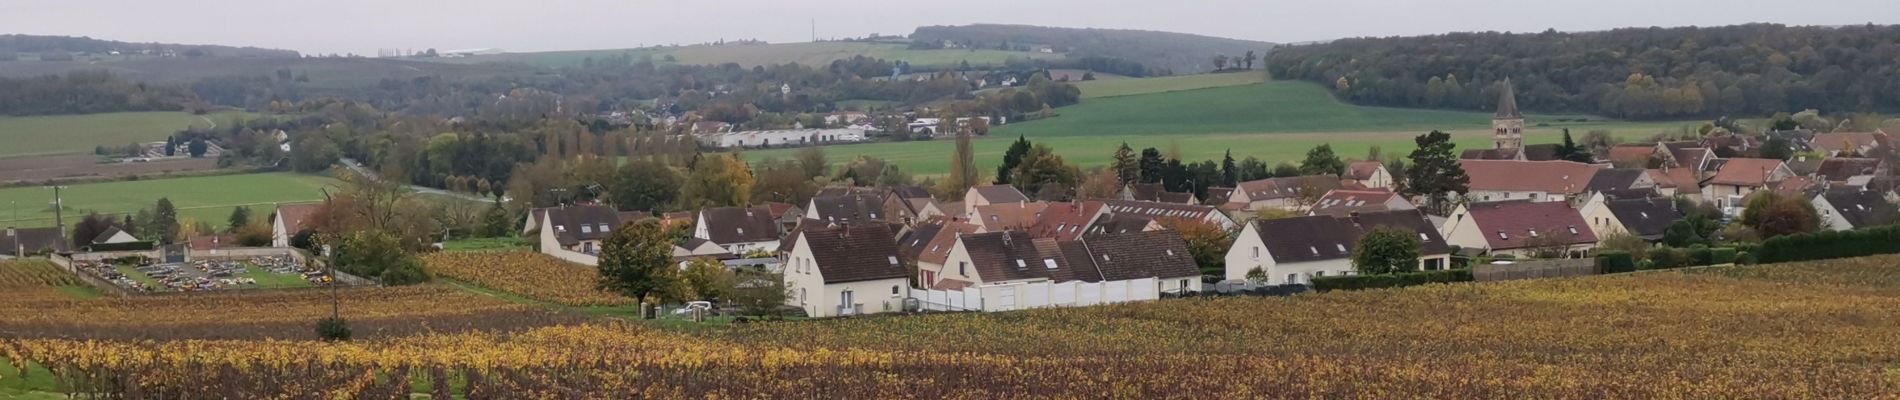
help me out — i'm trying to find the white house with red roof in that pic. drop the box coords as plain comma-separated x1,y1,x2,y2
269,202,324,248
1459,160,1604,204
1703,158,1795,211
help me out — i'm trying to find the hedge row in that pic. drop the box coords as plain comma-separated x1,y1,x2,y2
1757,224,1900,264
1597,251,1637,273
1599,246,1741,272
1312,269,1472,292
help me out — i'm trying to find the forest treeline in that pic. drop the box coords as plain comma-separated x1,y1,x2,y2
0,70,200,116
1267,24,1900,119
910,24,1276,76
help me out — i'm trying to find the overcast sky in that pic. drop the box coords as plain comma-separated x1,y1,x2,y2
5,0,1898,55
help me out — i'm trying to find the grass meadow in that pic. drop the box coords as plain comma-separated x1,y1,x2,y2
745,81,1698,176
0,172,338,228
0,112,221,159
1072,71,1267,99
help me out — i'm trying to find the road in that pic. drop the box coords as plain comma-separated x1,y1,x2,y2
338,158,501,203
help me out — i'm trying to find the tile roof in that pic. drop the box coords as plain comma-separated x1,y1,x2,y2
1460,160,1603,195
1125,183,1196,204
1646,168,1702,195
1809,132,1884,154
1670,147,1712,170
698,206,782,245
1604,197,1679,239
809,192,889,224
1068,230,1202,281
1246,209,1453,263
187,234,235,252
1204,187,1235,204
969,185,1029,204
1784,156,1825,176
1821,189,1895,228
1086,212,1156,236
1026,201,1104,241
1309,189,1407,217
800,224,909,284
2,226,70,256
1100,200,1221,224
1461,147,1521,160
1235,176,1342,201
764,202,797,220
1520,144,1562,162
887,185,934,200
273,202,324,237
90,226,132,244
534,205,626,246
897,221,945,262
1345,161,1385,181
1464,201,1597,250
1584,168,1648,193
918,220,981,266
1815,158,1883,182
972,202,1049,231
959,231,1097,284
1608,144,1658,166
1708,158,1788,187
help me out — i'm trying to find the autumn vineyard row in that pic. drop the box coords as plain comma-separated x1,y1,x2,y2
3,257,1900,397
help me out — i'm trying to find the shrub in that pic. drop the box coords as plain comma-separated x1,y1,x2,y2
1687,246,1714,266
1312,269,1471,292
1596,251,1637,274
1646,248,1686,269
1758,225,1900,264
315,317,352,341
1710,248,1738,265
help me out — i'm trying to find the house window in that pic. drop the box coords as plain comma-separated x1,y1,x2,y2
599,224,610,232
1418,233,1430,241
1043,258,1058,269
1015,259,1027,269
887,256,899,266
800,288,807,305
959,262,967,276
1286,273,1298,284
1314,271,1326,278
1178,279,1189,290
891,285,900,296
580,225,593,234
1251,247,1260,259
1497,231,1509,240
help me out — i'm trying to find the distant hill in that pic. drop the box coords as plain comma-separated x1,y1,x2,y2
1266,23,1900,120
0,34,300,59
908,24,1275,75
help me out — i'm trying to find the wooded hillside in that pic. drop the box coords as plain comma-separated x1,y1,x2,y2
910,24,1275,76
1266,24,1900,119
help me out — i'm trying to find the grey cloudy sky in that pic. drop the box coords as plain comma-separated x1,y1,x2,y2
5,0,1898,55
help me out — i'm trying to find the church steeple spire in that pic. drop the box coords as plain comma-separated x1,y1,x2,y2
1494,78,1521,119
1491,78,1524,153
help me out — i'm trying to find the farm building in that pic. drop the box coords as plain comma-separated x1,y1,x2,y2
695,128,868,149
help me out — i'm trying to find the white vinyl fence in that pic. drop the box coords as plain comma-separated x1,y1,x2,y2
910,278,1160,312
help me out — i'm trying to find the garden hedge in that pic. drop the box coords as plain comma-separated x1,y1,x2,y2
1757,225,1900,264
1596,251,1637,273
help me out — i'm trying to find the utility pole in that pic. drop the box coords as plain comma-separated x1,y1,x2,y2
47,186,67,241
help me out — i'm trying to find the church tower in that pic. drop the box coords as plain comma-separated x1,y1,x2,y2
1492,78,1524,151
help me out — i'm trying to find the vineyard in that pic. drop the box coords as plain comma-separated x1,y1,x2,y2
4,255,1900,397
0,260,82,288
423,251,633,307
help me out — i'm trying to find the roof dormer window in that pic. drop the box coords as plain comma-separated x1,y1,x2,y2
1568,226,1579,235
1419,232,1430,241
580,225,593,234
1335,244,1347,252
1015,259,1027,269
887,256,899,266
1043,259,1058,269
1309,246,1319,255
1528,229,1539,238
1497,231,1509,240
598,224,610,232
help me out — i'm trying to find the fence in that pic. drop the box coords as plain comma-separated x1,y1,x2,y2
1472,259,1598,282
48,254,131,297
910,278,1160,312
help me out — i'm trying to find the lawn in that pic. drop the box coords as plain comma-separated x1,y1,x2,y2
239,264,314,289
0,172,339,228
440,237,534,252
1073,71,1268,99
744,81,1698,176
112,264,165,291
0,111,224,159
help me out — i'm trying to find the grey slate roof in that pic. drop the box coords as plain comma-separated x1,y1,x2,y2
1248,209,1450,263
1822,189,1896,228
1071,230,1203,281
1604,197,1680,240
801,224,909,284
1585,168,1648,193
699,206,781,245
1494,78,1521,119
1,227,70,256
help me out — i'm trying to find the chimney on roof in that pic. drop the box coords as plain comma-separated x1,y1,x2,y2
1001,231,1013,247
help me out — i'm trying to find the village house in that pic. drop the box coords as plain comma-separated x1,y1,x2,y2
907,220,982,289
1582,168,1657,198
964,185,1030,216
783,224,911,317
1578,193,1679,242
672,237,735,263
1608,141,1715,171
1223,209,1451,285
2,226,69,258
1308,189,1415,217
84,226,141,250
1225,175,1343,211
1646,167,1702,200
525,205,637,265
1100,200,1238,231
1025,202,1107,241
932,230,1203,297
1343,161,1394,189
694,206,783,254
805,190,889,225
1814,158,1887,186
971,201,1049,232
1442,201,1598,258
1460,159,1604,204
1119,183,1197,204
880,186,940,224
1808,132,1886,157
1813,189,1897,231
269,202,323,248
1703,158,1795,211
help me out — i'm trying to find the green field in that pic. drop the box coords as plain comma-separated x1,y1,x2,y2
744,81,1697,176
435,42,1063,69
0,172,338,228
0,112,223,159
1074,72,1268,99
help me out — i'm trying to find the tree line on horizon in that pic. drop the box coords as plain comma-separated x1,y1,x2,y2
1268,23,1900,120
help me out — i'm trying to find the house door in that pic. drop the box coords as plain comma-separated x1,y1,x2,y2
838,289,855,316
